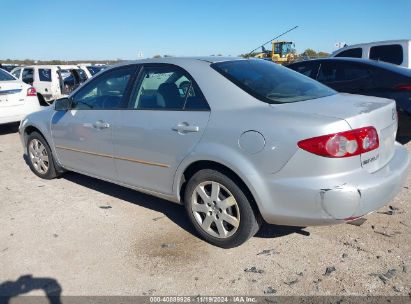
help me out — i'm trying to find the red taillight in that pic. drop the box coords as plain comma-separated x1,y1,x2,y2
395,84,411,91
297,127,379,158
27,87,37,96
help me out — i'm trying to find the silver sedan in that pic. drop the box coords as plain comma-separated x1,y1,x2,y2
19,57,410,248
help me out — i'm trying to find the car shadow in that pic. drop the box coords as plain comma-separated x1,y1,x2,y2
0,274,62,304
0,123,19,135
62,171,303,240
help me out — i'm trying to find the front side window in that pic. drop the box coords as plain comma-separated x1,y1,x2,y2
212,59,335,104
317,62,370,82
130,65,209,110
335,48,363,58
71,67,134,110
38,69,52,82
369,44,403,65
22,68,34,84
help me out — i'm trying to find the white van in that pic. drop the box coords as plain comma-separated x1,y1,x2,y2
330,40,411,69
10,65,90,105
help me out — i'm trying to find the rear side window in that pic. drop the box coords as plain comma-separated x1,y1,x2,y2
130,65,209,111
39,69,52,82
287,61,319,79
369,44,403,65
335,48,363,58
212,60,335,104
317,62,370,82
0,69,15,81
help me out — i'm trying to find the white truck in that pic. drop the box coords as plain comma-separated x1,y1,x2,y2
331,40,411,69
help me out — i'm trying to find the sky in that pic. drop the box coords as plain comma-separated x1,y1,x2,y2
1,0,410,60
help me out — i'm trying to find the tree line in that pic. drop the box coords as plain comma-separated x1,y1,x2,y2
1,49,330,65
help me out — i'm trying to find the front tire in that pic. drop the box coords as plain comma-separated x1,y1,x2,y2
184,169,260,248
27,132,59,179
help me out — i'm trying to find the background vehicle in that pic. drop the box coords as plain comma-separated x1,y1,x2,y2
330,40,411,69
78,65,106,77
0,68,41,125
11,65,91,105
19,58,409,248
0,64,19,73
287,57,411,136
254,41,296,64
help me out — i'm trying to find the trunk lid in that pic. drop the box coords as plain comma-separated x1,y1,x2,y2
0,80,26,107
275,93,397,173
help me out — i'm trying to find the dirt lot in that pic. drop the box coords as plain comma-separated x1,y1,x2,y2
0,123,410,297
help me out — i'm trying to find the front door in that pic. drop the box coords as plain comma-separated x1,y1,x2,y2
112,64,211,195
51,65,137,180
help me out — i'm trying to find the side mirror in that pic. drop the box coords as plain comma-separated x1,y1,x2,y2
54,98,71,111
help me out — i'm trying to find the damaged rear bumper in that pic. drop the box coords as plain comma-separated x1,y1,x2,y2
259,142,409,226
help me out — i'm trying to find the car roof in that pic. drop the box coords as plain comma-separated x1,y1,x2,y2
19,65,81,69
112,56,244,68
335,39,410,50
290,57,411,76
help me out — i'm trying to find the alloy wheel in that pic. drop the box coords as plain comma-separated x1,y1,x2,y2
191,181,240,238
29,139,49,174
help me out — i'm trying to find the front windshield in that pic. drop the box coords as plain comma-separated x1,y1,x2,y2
0,68,16,81
211,59,336,104
282,43,292,55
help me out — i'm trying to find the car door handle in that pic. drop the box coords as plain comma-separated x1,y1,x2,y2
172,122,199,133
93,120,110,129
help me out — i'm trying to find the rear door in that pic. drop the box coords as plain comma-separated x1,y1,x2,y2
51,65,137,180
317,61,375,94
112,64,211,195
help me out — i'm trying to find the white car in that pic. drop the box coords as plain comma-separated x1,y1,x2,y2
0,69,41,125
10,65,90,105
331,40,411,69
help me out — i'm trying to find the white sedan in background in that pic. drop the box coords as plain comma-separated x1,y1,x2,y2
0,69,41,125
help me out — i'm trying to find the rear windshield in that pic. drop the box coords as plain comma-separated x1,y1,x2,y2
0,69,16,81
211,60,336,104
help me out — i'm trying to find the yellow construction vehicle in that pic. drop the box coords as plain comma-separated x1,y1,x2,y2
255,41,296,64
248,26,298,64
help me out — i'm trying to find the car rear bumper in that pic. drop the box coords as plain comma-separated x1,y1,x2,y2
0,101,41,125
0,113,26,125
259,142,409,226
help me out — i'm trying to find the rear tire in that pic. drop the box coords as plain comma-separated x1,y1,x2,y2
27,132,59,179
184,169,260,248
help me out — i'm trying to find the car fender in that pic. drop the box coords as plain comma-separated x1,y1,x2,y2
172,142,270,210
20,108,63,168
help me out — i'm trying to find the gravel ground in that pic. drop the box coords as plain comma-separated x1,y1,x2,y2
0,123,410,297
